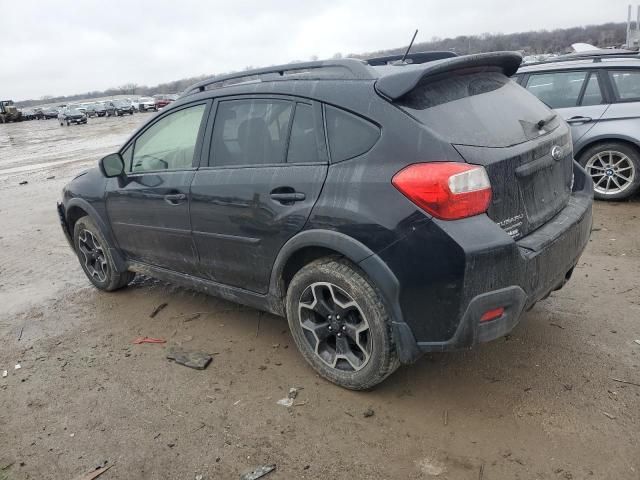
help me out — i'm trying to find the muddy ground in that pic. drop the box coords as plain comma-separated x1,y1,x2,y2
0,116,639,480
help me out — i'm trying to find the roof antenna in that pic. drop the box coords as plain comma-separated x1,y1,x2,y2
400,29,418,63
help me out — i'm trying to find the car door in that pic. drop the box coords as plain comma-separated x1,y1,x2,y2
594,69,640,138
105,101,210,274
523,70,610,143
190,96,329,293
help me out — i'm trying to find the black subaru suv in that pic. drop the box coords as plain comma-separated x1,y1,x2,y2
58,52,593,389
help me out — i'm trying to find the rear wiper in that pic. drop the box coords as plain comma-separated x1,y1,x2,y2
536,113,557,130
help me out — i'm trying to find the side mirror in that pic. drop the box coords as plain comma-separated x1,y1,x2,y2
99,153,125,178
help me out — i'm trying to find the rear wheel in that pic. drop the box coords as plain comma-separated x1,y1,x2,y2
286,258,399,390
578,142,640,200
73,216,135,291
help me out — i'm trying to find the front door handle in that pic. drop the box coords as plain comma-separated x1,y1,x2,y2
566,116,592,124
164,193,187,205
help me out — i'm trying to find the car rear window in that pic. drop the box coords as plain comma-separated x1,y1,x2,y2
397,72,553,148
610,70,640,101
324,105,379,162
287,103,321,164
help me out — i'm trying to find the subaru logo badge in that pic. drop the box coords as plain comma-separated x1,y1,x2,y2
551,146,563,161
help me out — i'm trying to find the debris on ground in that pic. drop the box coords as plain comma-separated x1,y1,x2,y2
276,397,294,407
2,370,7,378
132,336,166,345
634,339,640,346
183,313,202,322
240,464,276,480
72,464,112,480
603,412,616,420
166,348,212,370
18,180,28,185
276,387,302,407
46,175,56,180
14,363,21,370
363,408,375,418
610,377,640,387
149,302,168,318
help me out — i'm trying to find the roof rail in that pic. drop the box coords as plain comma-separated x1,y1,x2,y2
181,59,375,97
523,51,639,67
365,51,457,66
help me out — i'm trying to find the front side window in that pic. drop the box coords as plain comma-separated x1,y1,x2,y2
525,71,588,109
130,104,206,173
610,70,640,101
210,99,293,167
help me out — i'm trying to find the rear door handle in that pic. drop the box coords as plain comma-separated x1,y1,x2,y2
164,193,187,205
270,192,306,203
566,116,592,124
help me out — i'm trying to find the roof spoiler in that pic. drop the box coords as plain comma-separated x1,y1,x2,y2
375,51,523,100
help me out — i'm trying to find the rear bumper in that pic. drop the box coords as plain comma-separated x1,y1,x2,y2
371,162,593,360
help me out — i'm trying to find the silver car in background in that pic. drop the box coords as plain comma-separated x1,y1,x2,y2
517,51,640,200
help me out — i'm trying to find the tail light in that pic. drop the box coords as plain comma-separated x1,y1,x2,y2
392,162,492,220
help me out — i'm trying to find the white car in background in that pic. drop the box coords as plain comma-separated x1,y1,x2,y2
137,96,156,112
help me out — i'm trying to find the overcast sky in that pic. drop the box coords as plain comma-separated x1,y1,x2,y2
1,0,629,100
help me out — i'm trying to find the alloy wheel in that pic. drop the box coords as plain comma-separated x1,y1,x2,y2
77,229,108,283
585,150,636,196
298,282,371,372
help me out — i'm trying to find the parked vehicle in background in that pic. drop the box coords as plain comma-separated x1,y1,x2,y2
86,103,107,117
42,107,59,119
137,96,157,112
0,100,22,123
517,50,640,200
127,98,140,111
20,109,36,120
33,108,45,120
104,100,134,116
153,94,178,109
58,106,87,126
58,52,593,389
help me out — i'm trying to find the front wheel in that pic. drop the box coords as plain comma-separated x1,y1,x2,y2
73,216,135,291
578,142,640,200
286,258,399,390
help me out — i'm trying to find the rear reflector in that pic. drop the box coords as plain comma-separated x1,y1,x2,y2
480,307,505,323
392,162,492,220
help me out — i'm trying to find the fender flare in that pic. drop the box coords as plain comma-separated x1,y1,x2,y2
269,229,421,364
65,197,128,272
575,133,640,160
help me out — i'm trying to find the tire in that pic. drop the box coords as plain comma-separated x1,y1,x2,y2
286,257,399,390
578,141,640,200
73,216,135,291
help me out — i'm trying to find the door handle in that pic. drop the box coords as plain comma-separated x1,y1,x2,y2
164,193,187,205
270,191,307,203
566,116,592,124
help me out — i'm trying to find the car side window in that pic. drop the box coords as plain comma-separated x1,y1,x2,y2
210,99,293,167
609,70,640,102
130,104,206,173
324,105,380,162
525,71,588,109
580,73,603,106
287,103,321,164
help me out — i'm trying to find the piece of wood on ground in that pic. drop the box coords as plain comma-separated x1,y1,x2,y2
73,464,112,480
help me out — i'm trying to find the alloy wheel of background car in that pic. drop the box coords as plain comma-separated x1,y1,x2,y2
585,150,636,197
77,229,108,283
298,281,371,372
